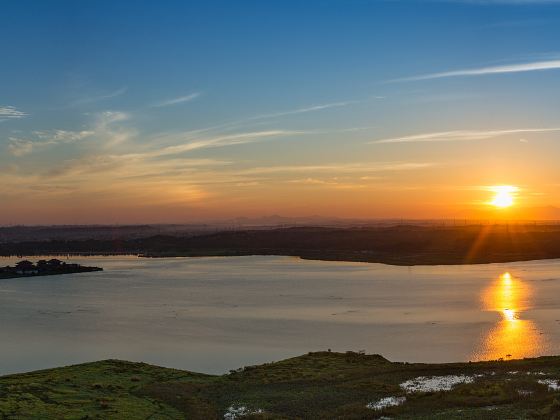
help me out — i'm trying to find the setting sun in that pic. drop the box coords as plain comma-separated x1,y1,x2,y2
489,186,518,208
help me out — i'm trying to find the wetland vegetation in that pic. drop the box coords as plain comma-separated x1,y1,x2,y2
4,351,560,419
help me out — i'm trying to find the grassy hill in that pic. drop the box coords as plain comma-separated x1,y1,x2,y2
3,352,560,419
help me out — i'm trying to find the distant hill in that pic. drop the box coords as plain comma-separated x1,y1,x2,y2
3,224,560,265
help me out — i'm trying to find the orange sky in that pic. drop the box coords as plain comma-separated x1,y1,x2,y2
3,2,560,224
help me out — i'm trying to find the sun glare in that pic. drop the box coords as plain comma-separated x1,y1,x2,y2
474,271,544,360
489,185,518,208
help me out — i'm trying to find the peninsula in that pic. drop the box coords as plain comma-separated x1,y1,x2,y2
0,259,103,279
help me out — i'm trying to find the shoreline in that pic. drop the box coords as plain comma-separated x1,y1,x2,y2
0,267,103,279
3,224,560,266
1,250,559,267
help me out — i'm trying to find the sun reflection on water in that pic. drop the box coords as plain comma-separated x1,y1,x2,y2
472,272,545,361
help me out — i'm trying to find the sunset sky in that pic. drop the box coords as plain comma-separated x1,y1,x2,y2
2,0,560,224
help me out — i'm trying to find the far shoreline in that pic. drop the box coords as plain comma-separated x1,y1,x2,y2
3,224,560,267
1,250,560,267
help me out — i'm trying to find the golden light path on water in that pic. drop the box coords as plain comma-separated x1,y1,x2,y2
472,272,546,361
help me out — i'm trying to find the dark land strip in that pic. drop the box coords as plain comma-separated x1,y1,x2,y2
2,224,560,265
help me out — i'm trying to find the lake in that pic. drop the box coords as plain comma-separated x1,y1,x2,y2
1,255,560,375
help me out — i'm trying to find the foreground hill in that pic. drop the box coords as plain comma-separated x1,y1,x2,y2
3,224,560,265
3,352,560,419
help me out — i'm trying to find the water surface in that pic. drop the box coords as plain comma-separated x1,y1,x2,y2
1,255,560,375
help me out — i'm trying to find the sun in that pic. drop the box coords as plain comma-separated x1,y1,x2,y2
489,185,518,208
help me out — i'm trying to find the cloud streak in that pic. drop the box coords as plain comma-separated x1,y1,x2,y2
150,98,358,137
0,106,27,119
371,128,560,144
153,92,201,107
239,162,434,175
395,59,560,81
148,130,303,157
7,111,132,157
69,87,127,106
248,101,356,120
8,130,94,156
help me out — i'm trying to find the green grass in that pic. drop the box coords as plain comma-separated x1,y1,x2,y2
3,352,560,419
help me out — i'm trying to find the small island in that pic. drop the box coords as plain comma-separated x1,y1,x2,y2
0,259,103,279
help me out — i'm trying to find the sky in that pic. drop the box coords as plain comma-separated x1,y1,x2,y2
2,0,560,224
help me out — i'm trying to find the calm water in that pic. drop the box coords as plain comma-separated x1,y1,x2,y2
1,255,560,375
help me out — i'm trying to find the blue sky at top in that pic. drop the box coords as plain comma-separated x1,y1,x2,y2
2,0,560,223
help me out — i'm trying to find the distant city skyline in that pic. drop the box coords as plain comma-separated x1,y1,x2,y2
2,0,560,223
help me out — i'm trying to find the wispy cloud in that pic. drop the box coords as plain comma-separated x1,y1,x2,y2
152,92,201,108
240,162,434,175
248,101,356,121
69,87,127,106
287,177,367,190
7,140,34,157
1,115,300,208
94,110,129,126
148,130,303,157
7,111,133,157
395,59,560,82
0,106,27,119
150,98,358,137
371,128,560,144
90,111,136,148
8,130,94,156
